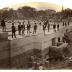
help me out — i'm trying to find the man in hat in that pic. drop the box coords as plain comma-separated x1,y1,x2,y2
21,22,25,35
1,19,6,32
53,23,56,32
33,23,37,34
47,22,50,32
27,21,31,34
43,24,46,35
18,22,22,35
57,24,59,31
12,23,16,38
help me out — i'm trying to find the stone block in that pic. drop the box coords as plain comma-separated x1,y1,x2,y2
0,32,8,41
0,40,10,60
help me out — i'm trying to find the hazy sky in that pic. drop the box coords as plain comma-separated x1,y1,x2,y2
0,0,72,11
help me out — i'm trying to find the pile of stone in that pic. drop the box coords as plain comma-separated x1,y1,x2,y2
48,43,68,62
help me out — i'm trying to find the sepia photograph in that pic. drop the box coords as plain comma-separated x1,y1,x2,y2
0,0,72,70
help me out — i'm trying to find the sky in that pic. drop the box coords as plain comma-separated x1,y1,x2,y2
0,0,72,11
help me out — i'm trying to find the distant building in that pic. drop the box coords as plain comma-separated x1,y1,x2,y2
2,7,10,11
45,9,56,14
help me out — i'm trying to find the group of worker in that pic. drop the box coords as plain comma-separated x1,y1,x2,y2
0,19,70,38
11,21,38,38
43,21,60,34
12,22,26,38
62,21,70,27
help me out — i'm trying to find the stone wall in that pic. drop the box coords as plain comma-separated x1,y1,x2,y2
10,27,67,68
0,32,8,41
0,40,10,69
0,25,72,69
10,36,42,68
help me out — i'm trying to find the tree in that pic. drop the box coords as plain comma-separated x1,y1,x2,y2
17,6,36,19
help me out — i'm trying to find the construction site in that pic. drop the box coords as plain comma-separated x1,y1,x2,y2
0,20,72,69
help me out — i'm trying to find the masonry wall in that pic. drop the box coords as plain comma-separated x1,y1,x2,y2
10,36,42,68
10,27,68,68
0,25,72,69
0,32,10,69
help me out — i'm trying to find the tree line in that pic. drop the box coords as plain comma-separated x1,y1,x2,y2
0,6,72,22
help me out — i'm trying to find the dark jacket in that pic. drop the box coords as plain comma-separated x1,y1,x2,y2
27,24,31,30
18,25,22,31
43,25,46,30
12,26,16,33
21,24,25,30
57,24,59,28
53,24,56,29
34,24,37,30
1,20,6,27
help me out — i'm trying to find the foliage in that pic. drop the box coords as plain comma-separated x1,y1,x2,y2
0,6,72,21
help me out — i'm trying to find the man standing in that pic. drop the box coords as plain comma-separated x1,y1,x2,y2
33,23,37,34
1,19,6,32
18,22,22,35
57,24,59,31
12,23,16,38
43,24,46,35
65,22,67,27
44,20,48,29
27,21,31,34
47,22,50,32
68,21,70,26
63,22,64,26
21,22,25,35
53,23,56,32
